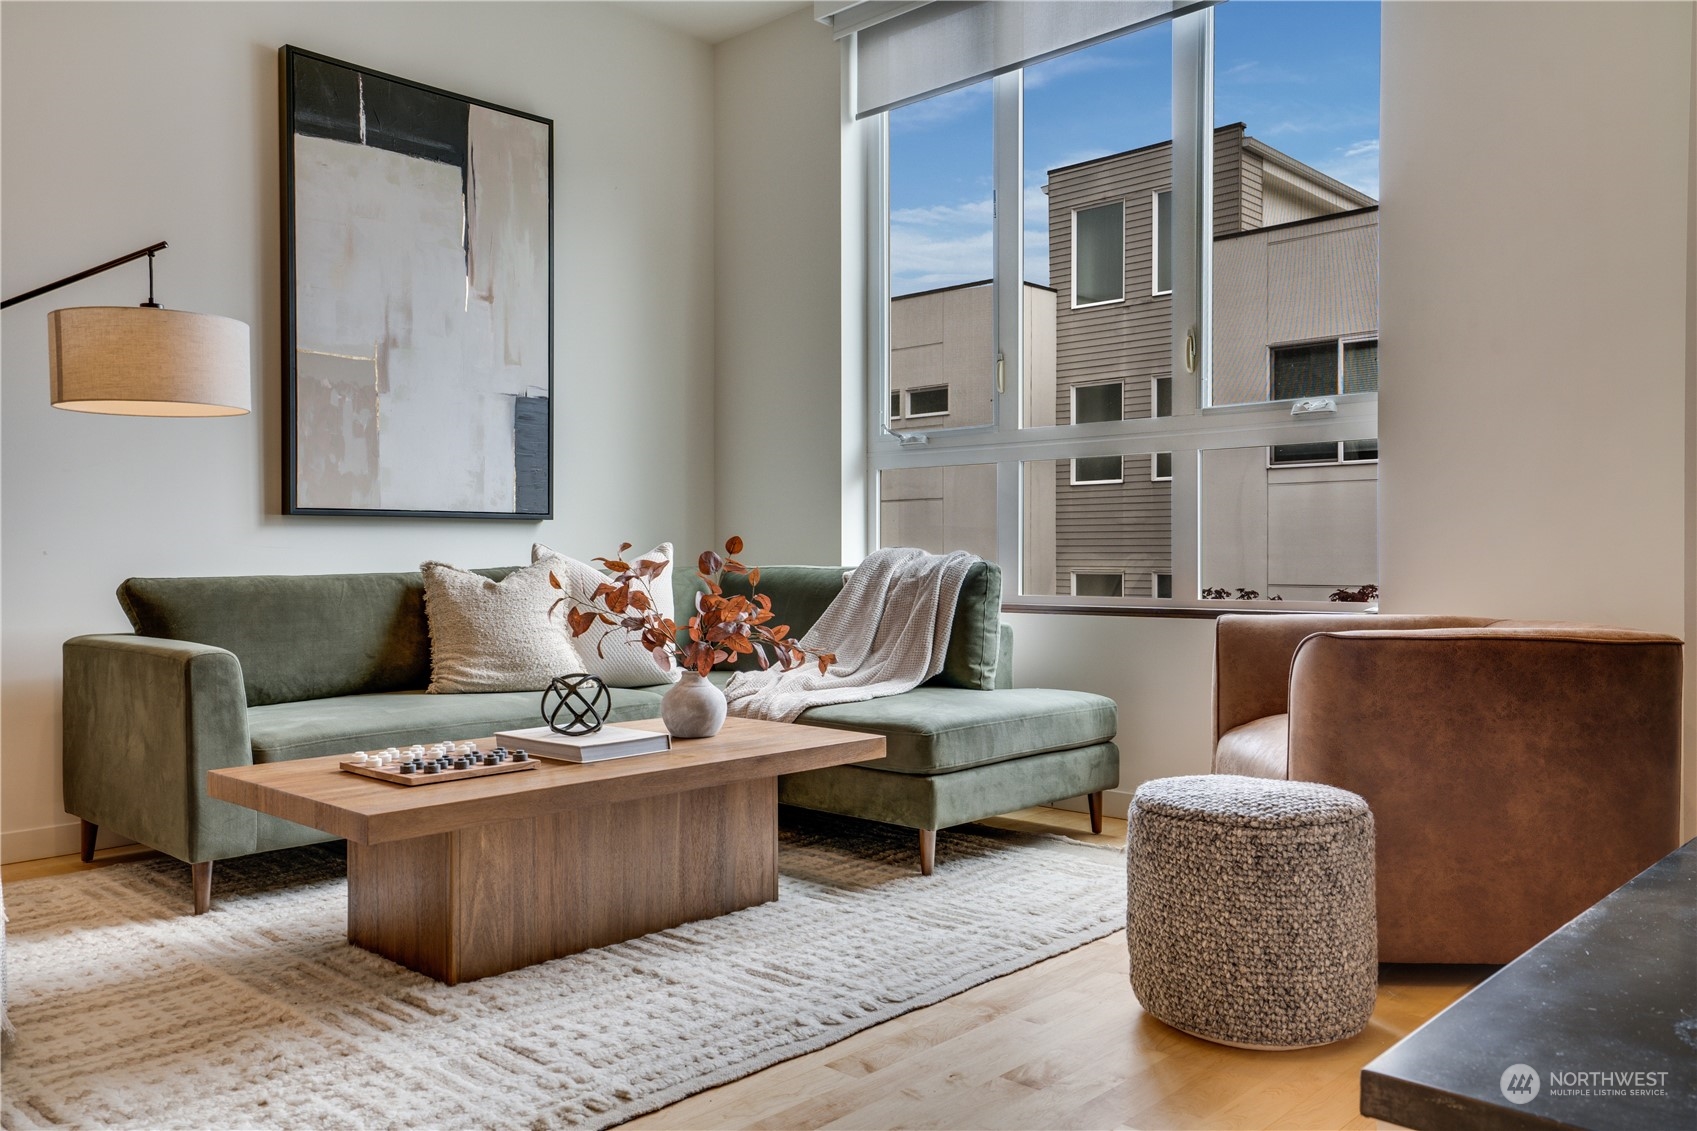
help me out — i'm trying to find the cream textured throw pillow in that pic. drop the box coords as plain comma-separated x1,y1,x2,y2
533,542,681,687
421,559,584,693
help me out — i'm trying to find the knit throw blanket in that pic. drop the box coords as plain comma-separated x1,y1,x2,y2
723,547,979,723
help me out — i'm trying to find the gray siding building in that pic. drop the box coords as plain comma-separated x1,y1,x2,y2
885,125,1381,601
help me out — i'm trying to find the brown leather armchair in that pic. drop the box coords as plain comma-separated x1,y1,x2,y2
1213,614,1683,964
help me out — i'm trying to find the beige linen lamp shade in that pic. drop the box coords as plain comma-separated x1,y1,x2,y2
48,306,251,417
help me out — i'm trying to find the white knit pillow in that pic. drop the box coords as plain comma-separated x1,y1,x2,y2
532,542,680,687
420,559,584,693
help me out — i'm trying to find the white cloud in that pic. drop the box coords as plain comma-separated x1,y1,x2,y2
890,84,991,133
1218,60,1312,88
891,199,994,228
1025,49,1138,92
891,194,994,291
890,229,995,291
1315,137,1380,199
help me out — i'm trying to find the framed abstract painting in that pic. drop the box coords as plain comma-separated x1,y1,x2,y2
281,46,553,519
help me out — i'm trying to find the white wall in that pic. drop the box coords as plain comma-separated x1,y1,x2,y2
1005,612,1215,819
712,9,844,565
1687,3,1697,840
0,1,716,862
1380,1,1690,631
1380,1,1696,836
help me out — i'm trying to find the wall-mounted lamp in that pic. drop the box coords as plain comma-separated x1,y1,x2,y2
1,242,251,417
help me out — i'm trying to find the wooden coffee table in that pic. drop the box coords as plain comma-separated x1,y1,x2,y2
207,717,884,984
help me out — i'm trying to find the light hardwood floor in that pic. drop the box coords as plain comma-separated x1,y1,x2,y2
3,808,1487,1130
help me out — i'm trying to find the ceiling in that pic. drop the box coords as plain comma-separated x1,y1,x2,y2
625,1,812,45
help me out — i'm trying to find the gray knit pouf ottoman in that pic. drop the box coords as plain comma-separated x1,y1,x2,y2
1126,774,1377,1049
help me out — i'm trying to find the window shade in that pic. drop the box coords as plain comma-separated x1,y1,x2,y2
847,0,1216,119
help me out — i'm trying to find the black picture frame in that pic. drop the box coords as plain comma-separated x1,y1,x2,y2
280,45,554,520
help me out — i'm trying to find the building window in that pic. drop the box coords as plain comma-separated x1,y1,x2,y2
1153,190,1172,296
1072,381,1123,424
905,385,950,417
1343,438,1378,461
1271,341,1340,401
1343,338,1378,393
1071,455,1123,485
1072,202,1124,306
1072,571,1124,597
1271,338,1379,401
1152,375,1172,418
1152,572,1173,599
1152,451,1173,481
1269,438,1379,466
889,391,902,421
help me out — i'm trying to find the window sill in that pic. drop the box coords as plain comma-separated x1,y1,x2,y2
1000,601,1379,620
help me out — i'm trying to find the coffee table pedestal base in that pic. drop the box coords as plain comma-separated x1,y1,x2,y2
347,778,778,984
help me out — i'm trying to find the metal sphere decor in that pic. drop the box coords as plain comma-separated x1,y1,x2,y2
542,673,611,736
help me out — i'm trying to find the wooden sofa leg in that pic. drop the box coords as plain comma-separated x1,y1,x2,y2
919,829,936,876
80,819,98,862
1088,792,1104,835
191,860,214,915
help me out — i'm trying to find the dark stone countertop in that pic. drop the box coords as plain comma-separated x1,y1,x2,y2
1360,837,1696,1131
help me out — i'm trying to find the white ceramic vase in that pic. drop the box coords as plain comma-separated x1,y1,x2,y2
661,671,727,738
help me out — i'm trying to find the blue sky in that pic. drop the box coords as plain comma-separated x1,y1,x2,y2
889,1,1381,295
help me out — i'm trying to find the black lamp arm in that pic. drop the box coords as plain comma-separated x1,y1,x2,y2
0,241,168,310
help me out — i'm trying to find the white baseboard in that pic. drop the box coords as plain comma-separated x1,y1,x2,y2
1044,788,1133,821
2,821,135,865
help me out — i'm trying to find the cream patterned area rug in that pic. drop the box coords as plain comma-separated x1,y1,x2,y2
2,812,1124,1130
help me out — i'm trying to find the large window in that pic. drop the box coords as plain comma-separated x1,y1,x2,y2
865,1,1381,609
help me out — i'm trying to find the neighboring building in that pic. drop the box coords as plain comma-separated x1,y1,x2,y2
885,124,1381,601
880,281,1056,566
1042,123,1380,599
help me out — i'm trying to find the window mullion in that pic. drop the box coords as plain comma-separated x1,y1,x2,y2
866,399,1379,465
1171,7,1212,417
863,109,887,552
1169,447,1201,602
991,70,1023,438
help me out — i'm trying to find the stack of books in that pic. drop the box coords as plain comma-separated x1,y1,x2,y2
493,724,672,763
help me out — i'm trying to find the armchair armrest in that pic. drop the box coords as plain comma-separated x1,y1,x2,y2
1212,613,1489,743
63,634,255,863
1287,625,1683,962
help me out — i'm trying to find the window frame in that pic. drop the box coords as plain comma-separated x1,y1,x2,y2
860,6,1380,614
1071,570,1125,598
1341,334,1380,394
903,383,951,419
1151,375,1172,418
1152,189,1173,297
1070,455,1125,486
1070,201,1127,309
1071,380,1125,426
1266,440,1380,468
1151,451,1173,481
1267,335,1381,402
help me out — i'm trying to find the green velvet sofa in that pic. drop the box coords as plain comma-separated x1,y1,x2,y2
63,561,1119,912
